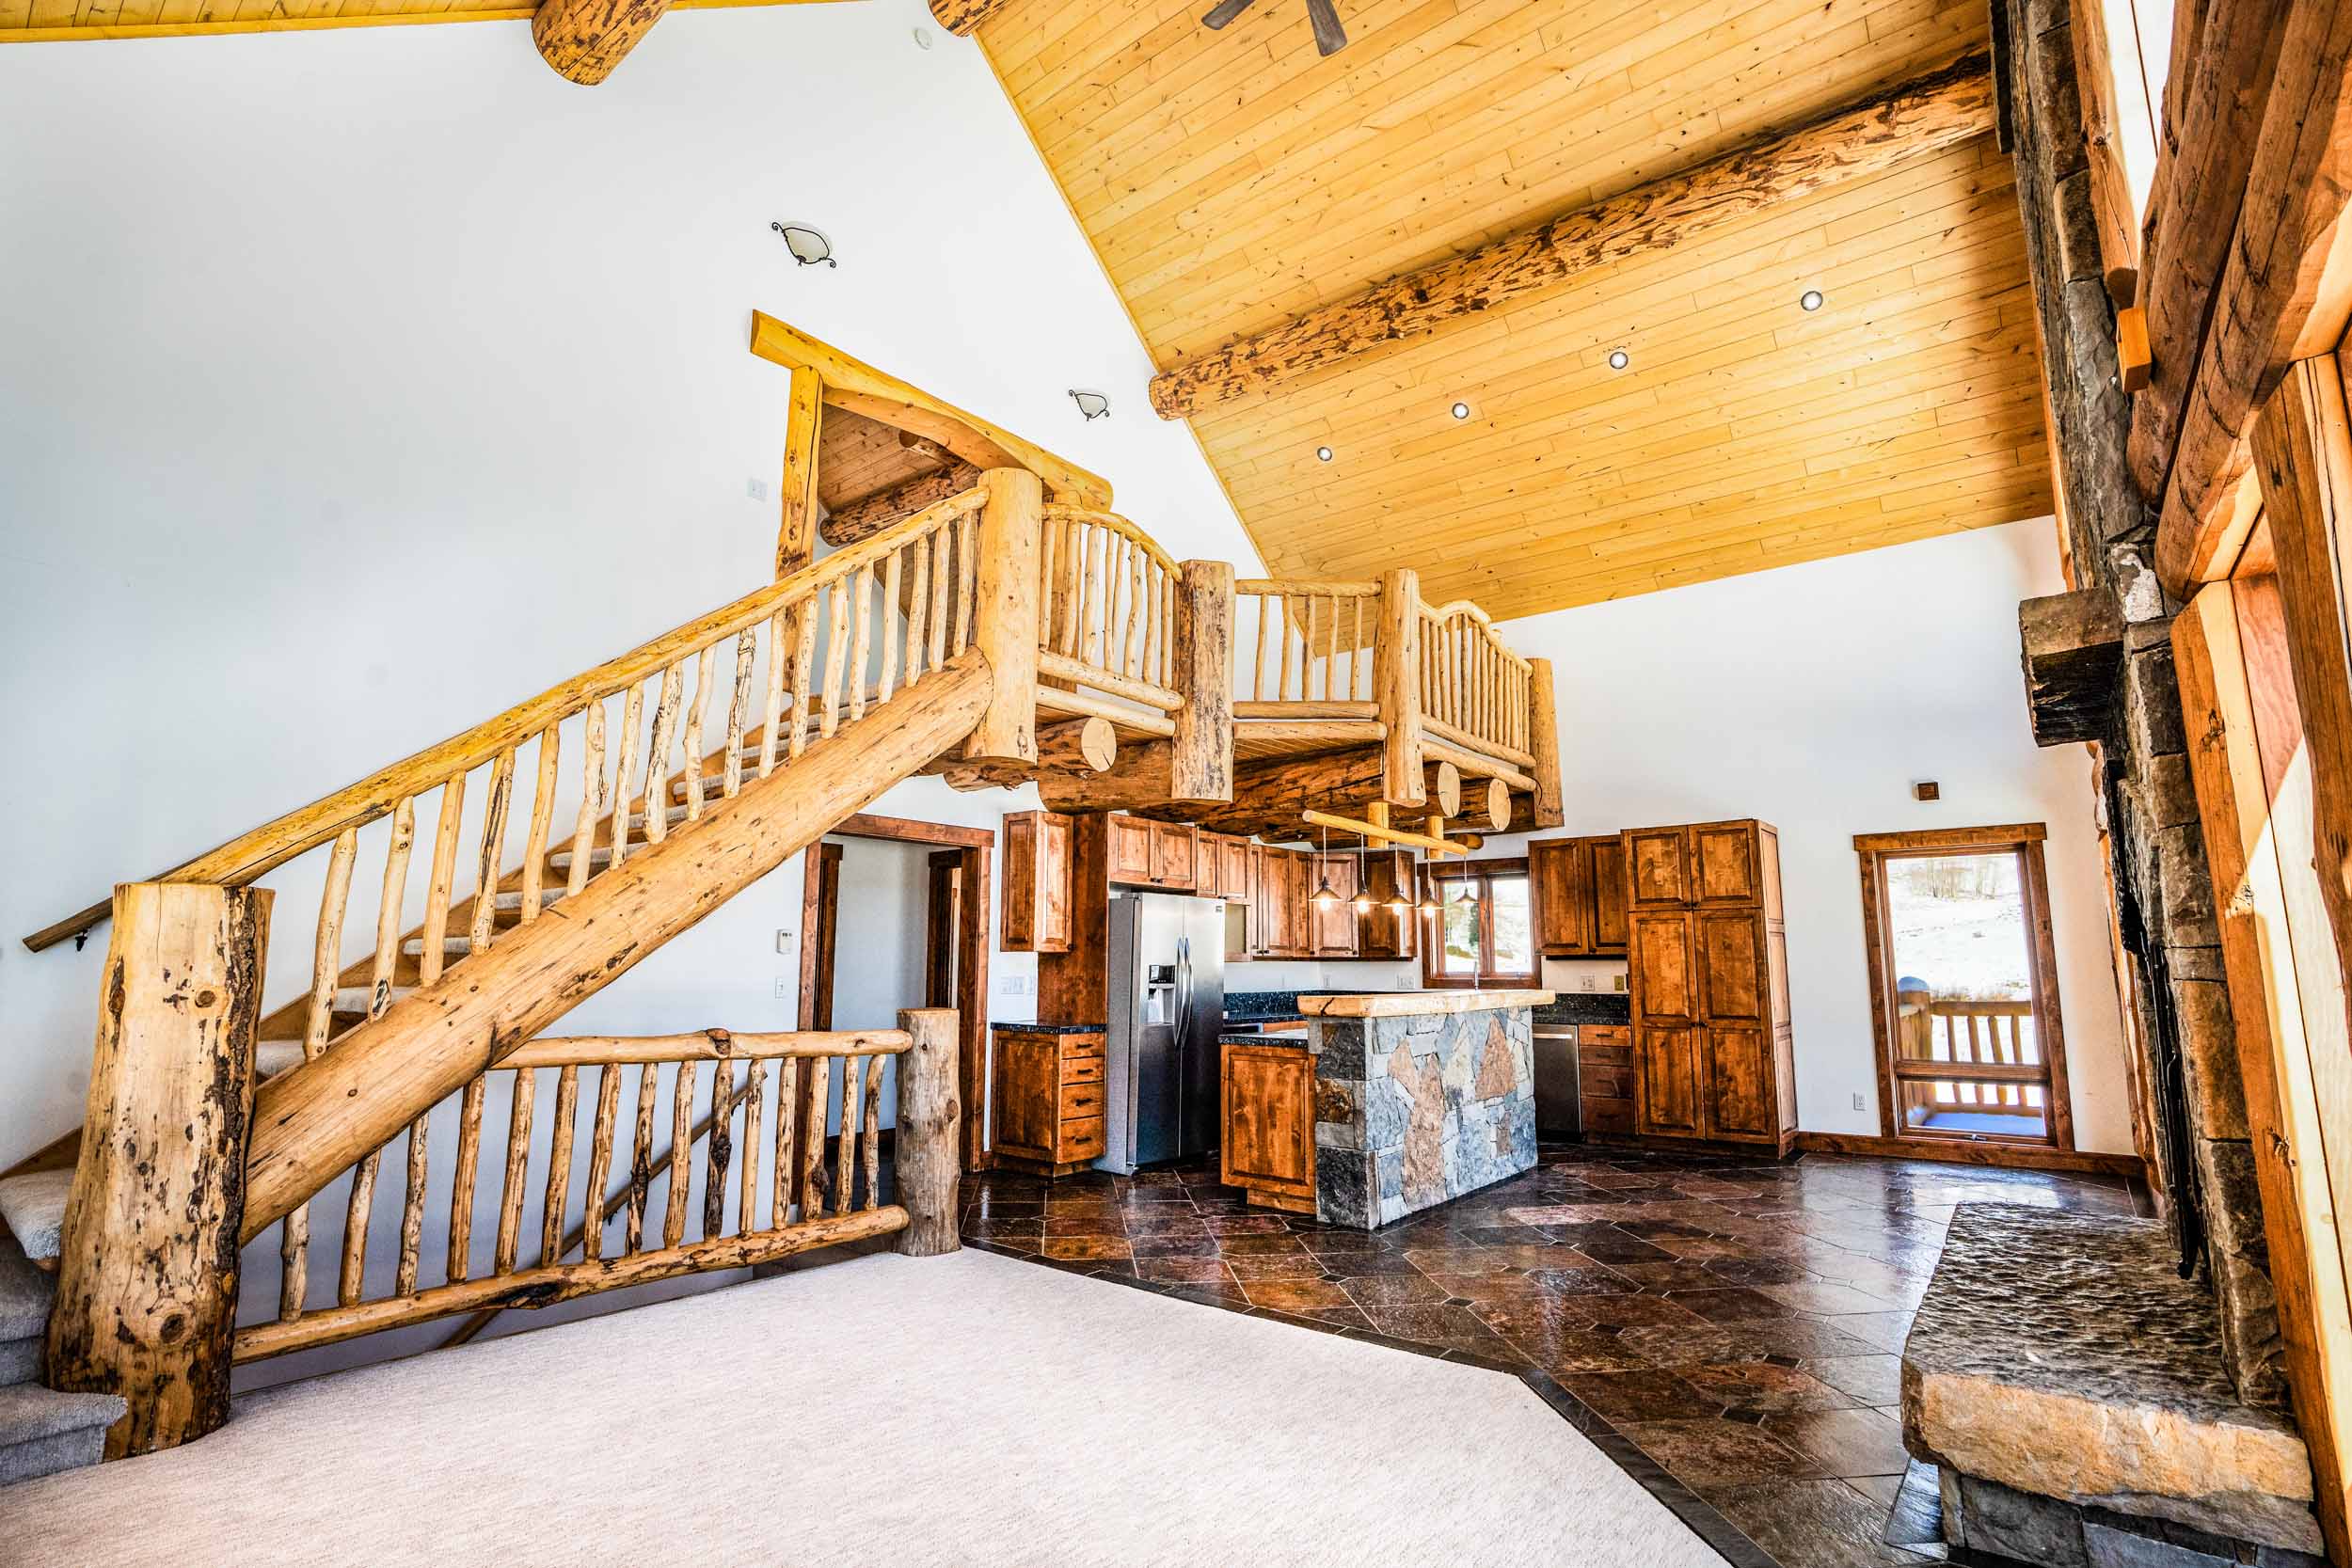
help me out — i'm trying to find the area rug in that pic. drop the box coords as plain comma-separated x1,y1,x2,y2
1,1247,1727,1566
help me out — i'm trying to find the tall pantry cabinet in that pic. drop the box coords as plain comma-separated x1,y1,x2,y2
1623,819,1796,1154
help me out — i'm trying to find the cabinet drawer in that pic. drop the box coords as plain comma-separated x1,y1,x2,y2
1059,1084,1105,1121
1581,1025,1630,1047
1580,1064,1635,1101
1059,1055,1104,1085
1579,1039,1633,1068
1581,1095,1635,1135
1058,1116,1105,1160
1060,1036,1104,1061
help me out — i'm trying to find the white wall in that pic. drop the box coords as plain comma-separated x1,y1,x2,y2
1471,521,2134,1153
0,0,1263,1167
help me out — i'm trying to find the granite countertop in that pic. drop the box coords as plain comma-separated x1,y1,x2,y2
1533,994,1631,1025
1218,1029,1308,1047
1299,989,1552,1019
988,1020,1104,1035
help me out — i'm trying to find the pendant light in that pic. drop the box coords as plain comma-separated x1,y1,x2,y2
1311,820,1340,908
1352,845,1377,912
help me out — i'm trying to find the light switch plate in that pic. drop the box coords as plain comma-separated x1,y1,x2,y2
773,976,791,1000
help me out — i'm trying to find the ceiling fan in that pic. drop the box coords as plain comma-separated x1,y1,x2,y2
1202,0,1347,56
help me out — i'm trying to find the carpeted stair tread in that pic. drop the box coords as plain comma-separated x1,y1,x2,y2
0,1229,53,1341
0,1386,122,1448
0,1172,71,1268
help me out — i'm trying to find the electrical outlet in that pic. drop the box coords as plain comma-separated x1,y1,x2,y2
1851,1093,1867,1112
747,476,771,501
773,976,791,1000
1579,974,1597,991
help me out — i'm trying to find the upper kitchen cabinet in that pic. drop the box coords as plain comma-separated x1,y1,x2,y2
1250,845,1311,958
1107,814,1197,891
1311,853,1359,958
1359,849,1419,961
1000,810,1073,955
1194,831,1253,903
1532,834,1628,957
1626,827,1693,909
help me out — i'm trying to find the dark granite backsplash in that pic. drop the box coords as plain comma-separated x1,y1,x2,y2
987,1020,1104,1035
1223,990,1319,1021
1532,993,1630,1025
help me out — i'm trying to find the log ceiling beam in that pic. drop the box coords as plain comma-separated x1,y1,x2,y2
1144,52,1996,420
928,0,1013,35
532,0,670,85
822,461,982,547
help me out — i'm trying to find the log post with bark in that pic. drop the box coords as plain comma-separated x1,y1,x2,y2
45,883,271,1457
962,467,1043,766
894,1007,961,1257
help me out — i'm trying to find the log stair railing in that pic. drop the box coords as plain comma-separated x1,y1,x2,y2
34,483,1011,1459
237,1021,956,1362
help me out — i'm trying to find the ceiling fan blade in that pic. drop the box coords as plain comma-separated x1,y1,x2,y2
1201,0,1259,29
1304,0,1347,54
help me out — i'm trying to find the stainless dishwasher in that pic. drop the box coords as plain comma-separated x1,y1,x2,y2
1532,1024,1581,1136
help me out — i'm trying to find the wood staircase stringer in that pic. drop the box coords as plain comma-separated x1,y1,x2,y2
239,650,994,1243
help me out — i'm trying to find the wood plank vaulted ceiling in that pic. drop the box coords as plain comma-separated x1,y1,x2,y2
975,0,2052,618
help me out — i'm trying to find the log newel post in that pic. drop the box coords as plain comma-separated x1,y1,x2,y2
894,1007,961,1257
962,467,1043,765
1527,657,1565,829
1375,567,1425,807
47,882,271,1458
1169,559,1235,802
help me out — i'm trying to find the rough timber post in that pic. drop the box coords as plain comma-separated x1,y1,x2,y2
1169,560,1234,802
962,467,1043,765
894,1007,961,1257
1375,567,1425,808
46,882,270,1457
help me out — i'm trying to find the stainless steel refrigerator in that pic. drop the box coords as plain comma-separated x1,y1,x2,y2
1098,892,1227,1174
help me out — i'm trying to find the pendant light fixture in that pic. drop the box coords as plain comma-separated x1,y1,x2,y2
1311,820,1340,908
1352,845,1378,913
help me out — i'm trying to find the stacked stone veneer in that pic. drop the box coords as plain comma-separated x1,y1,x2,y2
2001,0,2283,1406
1311,1007,1536,1228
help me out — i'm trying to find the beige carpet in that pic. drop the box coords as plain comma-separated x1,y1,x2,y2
1,1248,1726,1567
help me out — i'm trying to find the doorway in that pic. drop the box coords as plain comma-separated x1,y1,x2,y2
1855,824,2074,1151
798,813,993,1170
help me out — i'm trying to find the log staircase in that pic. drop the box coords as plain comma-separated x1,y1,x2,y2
0,316,1562,1482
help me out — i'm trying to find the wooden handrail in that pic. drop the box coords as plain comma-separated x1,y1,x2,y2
23,491,983,953
502,1028,911,1069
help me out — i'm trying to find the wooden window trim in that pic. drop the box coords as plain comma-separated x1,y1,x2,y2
1854,826,2074,1152
1421,856,1537,990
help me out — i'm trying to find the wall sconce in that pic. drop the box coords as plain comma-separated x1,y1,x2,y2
1069,389,1111,421
771,223,836,268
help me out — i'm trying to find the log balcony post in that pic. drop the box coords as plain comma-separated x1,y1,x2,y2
1375,567,1425,807
47,882,271,1458
962,467,1043,766
1168,559,1234,802
1527,657,1565,829
894,1007,961,1257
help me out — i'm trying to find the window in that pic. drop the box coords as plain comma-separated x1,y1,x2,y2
1854,825,2074,1150
1421,858,1534,988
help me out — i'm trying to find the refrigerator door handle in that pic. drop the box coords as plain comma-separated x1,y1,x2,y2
1176,935,1192,1048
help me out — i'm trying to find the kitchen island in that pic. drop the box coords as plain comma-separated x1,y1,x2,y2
1219,989,1551,1227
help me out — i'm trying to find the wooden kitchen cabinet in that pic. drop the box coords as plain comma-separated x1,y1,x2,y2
1358,848,1418,960
1311,853,1359,957
999,810,1072,954
1151,820,1197,889
1220,1039,1315,1213
1532,834,1629,957
1623,819,1794,1153
1251,845,1311,958
1577,1024,1635,1135
1105,814,1196,890
1193,831,1253,903
991,1028,1107,1178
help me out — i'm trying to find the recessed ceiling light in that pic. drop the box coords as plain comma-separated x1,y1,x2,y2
1801,289,1825,311
1450,401,1471,420
1315,445,1334,462
913,25,931,47
1607,347,1630,371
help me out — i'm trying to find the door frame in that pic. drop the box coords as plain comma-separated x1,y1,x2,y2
797,812,994,1171
1852,822,2074,1152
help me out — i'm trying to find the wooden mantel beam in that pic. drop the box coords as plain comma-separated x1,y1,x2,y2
1146,53,1995,420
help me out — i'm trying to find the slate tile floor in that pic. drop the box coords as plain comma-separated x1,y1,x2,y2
961,1142,2140,1568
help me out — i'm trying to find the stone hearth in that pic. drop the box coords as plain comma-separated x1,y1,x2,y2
1902,1204,2321,1561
